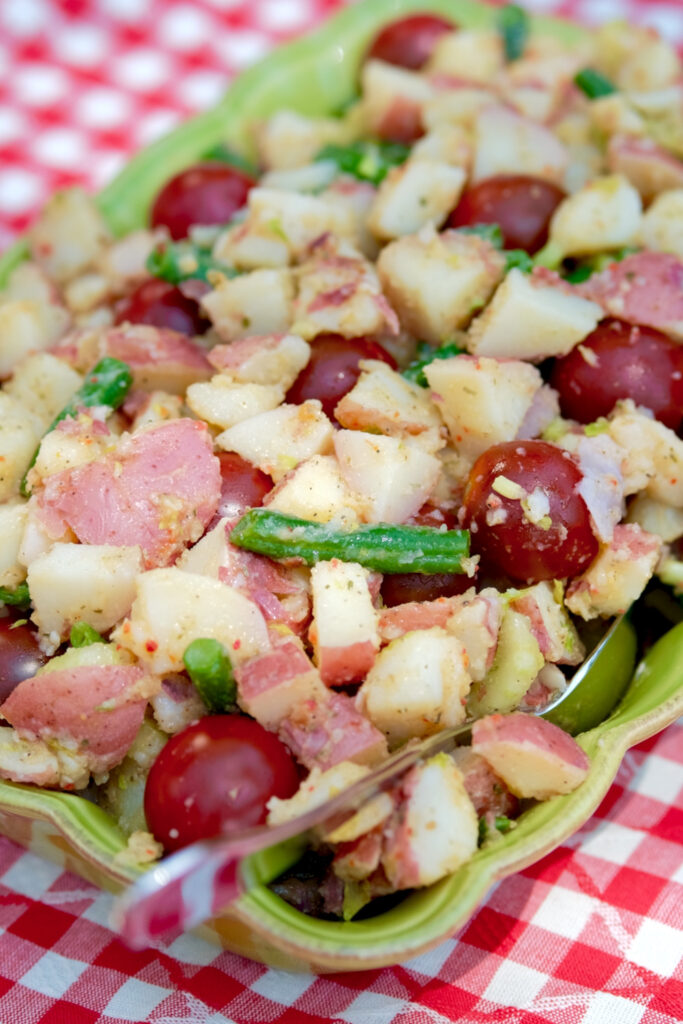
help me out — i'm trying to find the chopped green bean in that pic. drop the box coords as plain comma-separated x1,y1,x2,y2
20,357,133,497
497,4,530,62
183,637,237,713
230,509,471,575
574,68,616,99
146,241,238,285
503,249,534,273
70,622,104,647
402,341,464,387
314,140,410,186
0,582,30,610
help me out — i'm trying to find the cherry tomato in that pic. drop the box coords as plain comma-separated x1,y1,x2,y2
381,572,471,607
286,334,397,421
461,440,598,584
144,715,299,852
217,452,272,521
0,612,48,703
114,278,207,336
366,13,454,69
550,319,683,431
448,175,566,253
150,162,255,241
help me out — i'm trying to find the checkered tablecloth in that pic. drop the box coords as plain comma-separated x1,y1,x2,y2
0,1,682,1021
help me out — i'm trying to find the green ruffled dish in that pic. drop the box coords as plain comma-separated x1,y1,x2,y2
0,0,682,971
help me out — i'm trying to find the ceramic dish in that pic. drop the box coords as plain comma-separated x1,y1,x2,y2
1,0,682,973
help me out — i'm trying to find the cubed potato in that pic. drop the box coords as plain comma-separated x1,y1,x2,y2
208,333,310,390
28,543,143,640
410,123,473,169
0,503,29,588
216,187,360,270
445,588,502,682
377,228,505,344
0,301,71,379
32,422,109,483
381,754,479,888
425,355,542,460
4,352,83,431
466,269,603,361
267,761,369,826
608,402,683,507
201,268,295,342
426,29,504,83
360,59,433,140
367,159,466,241
29,187,110,283
255,109,355,171
63,272,110,314
608,137,683,205
357,627,470,744
565,523,661,619
317,178,379,259
0,394,40,501
96,229,160,293
113,568,270,673
472,713,590,800
186,375,285,430
236,637,328,731
335,359,443,437
334,430,441,523
639,189,683,259
216,400,334,482
265,454,361,528
130,391,184,432
422,87,495,132
616,37,681,93
549,175,642,256
1,261,58,304
509,581,585,665
293,239,399,341
472,105,569,185
626,494,683,543
467,607,545,717
310,560,379,686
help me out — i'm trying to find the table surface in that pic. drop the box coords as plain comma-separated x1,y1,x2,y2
0,2,682,1022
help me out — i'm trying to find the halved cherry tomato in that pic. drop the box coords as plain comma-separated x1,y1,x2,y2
366,13,454,69
286,333,397,422
448,175,566,253
150,162,255,241
217,452,272,521
461,440,598,584
551,319,683,431
114,278,207,336
0,612,48,703
144,715,299,852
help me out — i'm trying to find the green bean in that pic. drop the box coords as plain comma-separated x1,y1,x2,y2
230,509,471,574
183,637,237,713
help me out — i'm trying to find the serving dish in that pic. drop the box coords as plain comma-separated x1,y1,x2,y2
0,0,682,973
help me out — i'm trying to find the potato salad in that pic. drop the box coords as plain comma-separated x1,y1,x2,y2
0,5,682,921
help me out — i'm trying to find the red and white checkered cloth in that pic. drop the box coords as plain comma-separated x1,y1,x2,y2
0,1,682,1021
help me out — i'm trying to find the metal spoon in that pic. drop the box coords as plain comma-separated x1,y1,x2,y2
112,613,636,949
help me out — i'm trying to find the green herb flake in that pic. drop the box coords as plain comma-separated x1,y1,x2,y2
314,140,410,186
497,4,530,62
70,622,104,648
0,582,31,609
574,68,616,100
146,241,239,285
402,340,464,388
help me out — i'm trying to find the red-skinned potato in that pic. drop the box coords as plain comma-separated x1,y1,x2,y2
471,713,590,800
